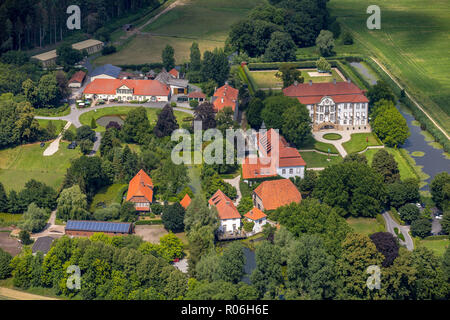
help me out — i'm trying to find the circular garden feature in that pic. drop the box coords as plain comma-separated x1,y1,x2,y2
323,133,342,140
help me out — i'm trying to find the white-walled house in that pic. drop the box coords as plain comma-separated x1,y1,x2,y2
242,128,306,182
283,80,370,131
83,79,170,102
208,190,241,234
244,207,267,233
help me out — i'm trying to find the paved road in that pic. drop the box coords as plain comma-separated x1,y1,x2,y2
35,102,194,155
382,212,414,251
31,210,64,239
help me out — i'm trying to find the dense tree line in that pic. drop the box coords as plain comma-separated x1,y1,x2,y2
227,1,330,60
0,0,161,52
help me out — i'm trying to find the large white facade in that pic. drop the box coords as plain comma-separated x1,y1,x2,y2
305,97,369,129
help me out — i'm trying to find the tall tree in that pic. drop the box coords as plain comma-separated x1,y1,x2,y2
189,42,201,71
369,232,399,267
371,149,400,184
56,184,89,221
275,63,304,88
193,102,216,130
200,48,230,85
263,31,296,62
281,103,313,147
154,104,179,138
315,30,335,57
162,45,175,71
218,242,245,284
0,182,8,212
430,172,450,210
371,100,409,147
162,203,185,233
336,233,384,299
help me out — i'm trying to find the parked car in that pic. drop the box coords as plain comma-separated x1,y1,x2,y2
435,215,443,220
40,142,45,147
68,141,77,149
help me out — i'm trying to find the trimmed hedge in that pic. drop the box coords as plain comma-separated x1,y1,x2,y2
134,219,163,225
115,185,128,204
422,235,449,241
240,65,258,94
117,62,164,71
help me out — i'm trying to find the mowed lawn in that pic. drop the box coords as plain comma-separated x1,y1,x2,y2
95,0,264,65
346,216,385,236
342,132,382,154
363,147,421,182
250,68,345,89
417,238,449,257
79,106,190,132
329,0,450,135
90,183,128,212
301,151,342,168
0,142,81,191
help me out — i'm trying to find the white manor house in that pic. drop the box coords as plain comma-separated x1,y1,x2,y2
284,80,370,131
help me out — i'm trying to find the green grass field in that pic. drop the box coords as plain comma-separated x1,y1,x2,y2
79,106,190,132
323,133,342,140
95,0,264,65
0,213,23,226
417,238,449,257
250,68,345,89
301,139,340,155
346,216,385,235
329,0,450,136
36,119,67,134
342,132,382,154
362,147,424,183
90,183,128,212
301,151,342,168
0,142,80,191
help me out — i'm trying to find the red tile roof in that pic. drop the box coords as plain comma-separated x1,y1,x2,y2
242,129,306,179
242,157,277,180
69,71,86,84
84,79,170,96
208,190,241,220
283,81,368,105
253,179,302,211
213,84,238,112
168,68,179,78
180,194,192,209
126,169,154,203
188,91,206,99
244,207,267,221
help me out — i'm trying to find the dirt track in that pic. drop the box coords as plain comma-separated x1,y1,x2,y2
0,287,58,300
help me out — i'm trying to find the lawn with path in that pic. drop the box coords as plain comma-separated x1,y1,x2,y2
0,142,80,191
79,106,188,132
94,0,264,65
342,132,382,154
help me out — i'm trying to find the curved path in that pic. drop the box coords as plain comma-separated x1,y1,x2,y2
35,103,194,155
313,130,352,157
382,212,414,251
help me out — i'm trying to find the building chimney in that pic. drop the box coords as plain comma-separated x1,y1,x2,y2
309,80,312,86
294,80,298,86
333,78,336,85
347,78,351,83
221,98,224,103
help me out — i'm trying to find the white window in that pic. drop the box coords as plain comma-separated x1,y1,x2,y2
289,168,293,174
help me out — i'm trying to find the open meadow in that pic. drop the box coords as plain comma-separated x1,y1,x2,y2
0,142,80,192
329,0,450,135
94,0,264,65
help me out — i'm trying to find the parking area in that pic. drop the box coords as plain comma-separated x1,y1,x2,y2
0,230,22,256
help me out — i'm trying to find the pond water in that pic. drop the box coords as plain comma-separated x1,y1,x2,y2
96,115,124,127
241,247,256,285
350,62,450,190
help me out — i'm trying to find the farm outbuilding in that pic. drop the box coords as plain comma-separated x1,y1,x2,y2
65,220,133,237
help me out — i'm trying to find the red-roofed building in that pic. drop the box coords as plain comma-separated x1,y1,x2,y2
84,78,170,102
208,190,241,234
242,128,306,181
127,169,154,211
180,194,192,209
244,207,267,233
253,179,301,211
188,91,206,103
168,68,180,79
212,83,239,120
283,80,370,131
68,71,86,88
